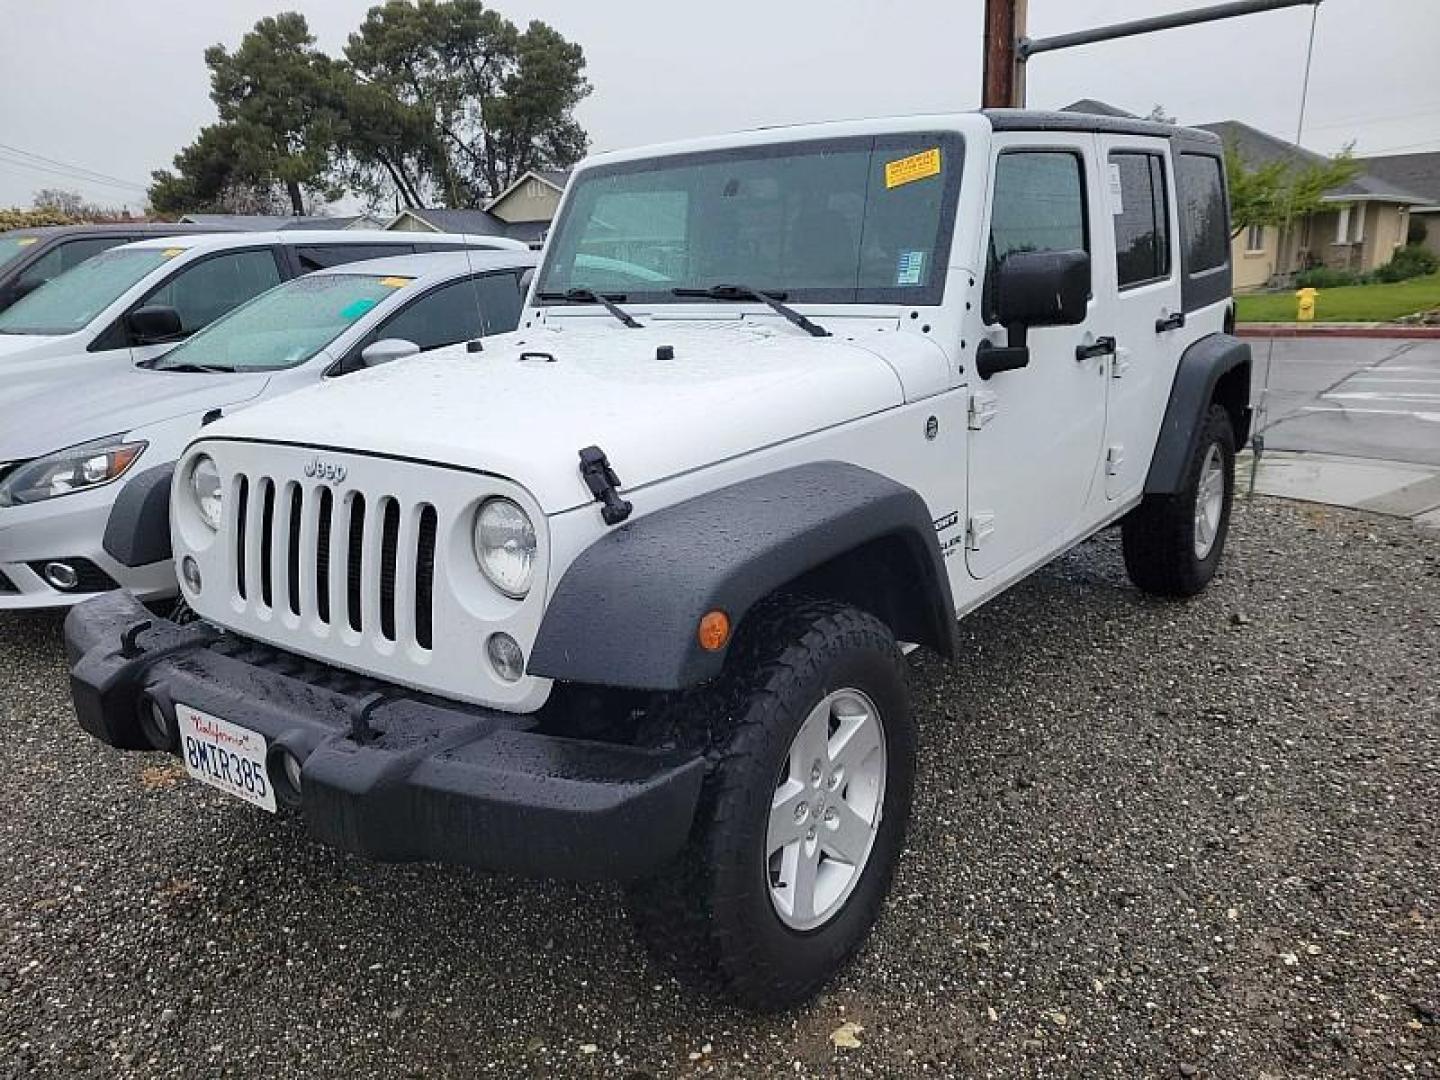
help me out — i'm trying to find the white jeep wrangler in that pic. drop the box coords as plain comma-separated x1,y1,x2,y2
68,109,1250,1010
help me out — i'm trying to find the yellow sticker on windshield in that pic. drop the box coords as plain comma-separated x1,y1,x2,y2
885,148,942,190
18,237,38,246
378,276,412,288
162,247,185,257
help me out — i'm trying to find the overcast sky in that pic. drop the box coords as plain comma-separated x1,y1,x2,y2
0,0,1435,212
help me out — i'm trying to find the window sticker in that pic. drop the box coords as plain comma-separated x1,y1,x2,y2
896,250,926,286
17,237,38,246
162,247,186,257
378,276,412,288
885,148,942,190
1108,163,1124,215
340,298,380,320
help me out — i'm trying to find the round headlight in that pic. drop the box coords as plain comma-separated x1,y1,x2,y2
189,455,222,531
473,497,537,598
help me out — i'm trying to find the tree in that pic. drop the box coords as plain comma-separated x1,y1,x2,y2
205,13,346,214
148,13,344,216
344,0,590,206
32,189,88,216
1225,142,1360,239
1145,104,1177,125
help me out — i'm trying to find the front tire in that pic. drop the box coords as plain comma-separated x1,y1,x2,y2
625,600,916,1011
1122,404,1236,597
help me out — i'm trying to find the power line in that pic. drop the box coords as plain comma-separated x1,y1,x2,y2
0,142,148,192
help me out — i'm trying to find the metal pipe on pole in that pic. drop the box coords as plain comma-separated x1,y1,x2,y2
982,0,1323,109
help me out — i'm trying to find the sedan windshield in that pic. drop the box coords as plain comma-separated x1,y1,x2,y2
0,234,42,271
153,273,409,373
0,247,174,336
537,133,962,307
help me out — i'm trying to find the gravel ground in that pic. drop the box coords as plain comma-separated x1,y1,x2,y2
1,497,1437,1079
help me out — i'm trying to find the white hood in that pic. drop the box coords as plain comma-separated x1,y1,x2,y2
200,320,918,513
0,332,78,361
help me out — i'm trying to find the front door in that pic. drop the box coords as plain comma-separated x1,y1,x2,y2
965,136,1109,580
1095,135,1184,501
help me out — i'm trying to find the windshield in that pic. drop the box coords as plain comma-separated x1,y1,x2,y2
0,247,175,336
0,234,42,272
154,273,410,372
538,133,962,307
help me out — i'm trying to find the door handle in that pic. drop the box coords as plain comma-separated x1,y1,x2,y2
1075,336,1116,361
1155,312,1186,333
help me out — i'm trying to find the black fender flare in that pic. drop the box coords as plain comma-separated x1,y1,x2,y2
1144,332,1252,495
528,462,959,691
102,463,175,568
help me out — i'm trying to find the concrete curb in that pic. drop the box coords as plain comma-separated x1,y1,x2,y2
1237,323,1440,340
1236,450,1440,534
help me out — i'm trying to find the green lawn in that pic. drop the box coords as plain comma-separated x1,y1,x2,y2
1234,272,1440,323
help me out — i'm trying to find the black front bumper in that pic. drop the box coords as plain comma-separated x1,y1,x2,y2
66,592,706,880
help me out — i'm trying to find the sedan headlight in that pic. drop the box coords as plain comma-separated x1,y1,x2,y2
473,497,537,598
188,454,222,530
0,436,146,507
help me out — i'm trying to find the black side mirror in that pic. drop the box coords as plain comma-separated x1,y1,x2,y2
977,250,1090,379
127,305,184,345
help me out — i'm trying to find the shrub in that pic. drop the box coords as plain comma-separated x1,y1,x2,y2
1373,244,1439,284
1295,266,1361,289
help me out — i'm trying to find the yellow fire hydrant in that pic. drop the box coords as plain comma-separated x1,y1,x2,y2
1296,287,1318,321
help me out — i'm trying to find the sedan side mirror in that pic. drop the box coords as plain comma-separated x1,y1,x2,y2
359,338,421,368
977,250,1090,379
127,305,184,345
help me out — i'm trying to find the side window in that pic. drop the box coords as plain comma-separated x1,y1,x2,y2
1177,153,1229,274
1110,152,1171,288
371,278,485,352
471,272,525,335
295,244,414,272
986,150,1087,319
140,249,283,335
15,247,63,290
60,237,128,271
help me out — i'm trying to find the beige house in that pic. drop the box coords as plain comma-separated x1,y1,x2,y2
375,170,573,249
1197,121,1426,290
1358,150,1440,258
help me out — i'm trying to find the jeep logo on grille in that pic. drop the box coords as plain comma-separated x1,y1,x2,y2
303,457,347,485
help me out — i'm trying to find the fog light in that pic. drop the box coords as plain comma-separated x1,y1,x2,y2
486,632,525,683
268,747,304,807
180,556,202,594
138,696,176,751
43,561,79,591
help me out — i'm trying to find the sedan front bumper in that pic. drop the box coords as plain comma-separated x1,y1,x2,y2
66,592,706,880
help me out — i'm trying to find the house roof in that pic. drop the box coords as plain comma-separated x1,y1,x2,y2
1356,151,1440,208
178,213,309,230
391,207,514,236
277,215,380,231
1196,120,1431,204
1061,99,1139,119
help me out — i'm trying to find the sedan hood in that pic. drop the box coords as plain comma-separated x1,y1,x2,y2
202,320,918,514
0,365,271,460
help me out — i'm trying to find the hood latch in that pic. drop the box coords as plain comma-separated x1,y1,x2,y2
578,445,633,526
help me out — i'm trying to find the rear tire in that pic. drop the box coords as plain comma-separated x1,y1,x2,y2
1122,404,1235,597
625,599,915,1011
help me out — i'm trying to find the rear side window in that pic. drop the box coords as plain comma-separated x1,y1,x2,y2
1110,152,1170,288
60,237,128,271
1177,153,1228,274
295,244,414,272
141,249,283,335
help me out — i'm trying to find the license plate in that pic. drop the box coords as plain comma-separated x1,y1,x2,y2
176,704,276,813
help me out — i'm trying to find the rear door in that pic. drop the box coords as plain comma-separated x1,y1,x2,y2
1095,135,1183,501
964,134,1110,580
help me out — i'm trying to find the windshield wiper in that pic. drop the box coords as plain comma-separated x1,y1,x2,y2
149,362,234,374
537,288,643,329
672,284,830,338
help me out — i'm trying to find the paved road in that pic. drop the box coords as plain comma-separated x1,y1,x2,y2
1250,337,1440,465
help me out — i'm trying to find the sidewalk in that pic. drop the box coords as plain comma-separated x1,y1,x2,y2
1238,322,1440,340
1237,449,1440,533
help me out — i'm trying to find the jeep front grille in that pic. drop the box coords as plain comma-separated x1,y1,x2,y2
232,476,438,652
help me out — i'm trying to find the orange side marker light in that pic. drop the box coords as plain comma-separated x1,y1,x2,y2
698,610,731,652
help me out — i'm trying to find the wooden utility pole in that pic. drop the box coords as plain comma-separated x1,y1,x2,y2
982,0,1027,109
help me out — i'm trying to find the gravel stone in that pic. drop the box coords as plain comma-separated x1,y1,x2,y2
1,498,1437,1077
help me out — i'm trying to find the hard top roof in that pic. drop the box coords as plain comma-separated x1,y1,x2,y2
309,249,538,280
